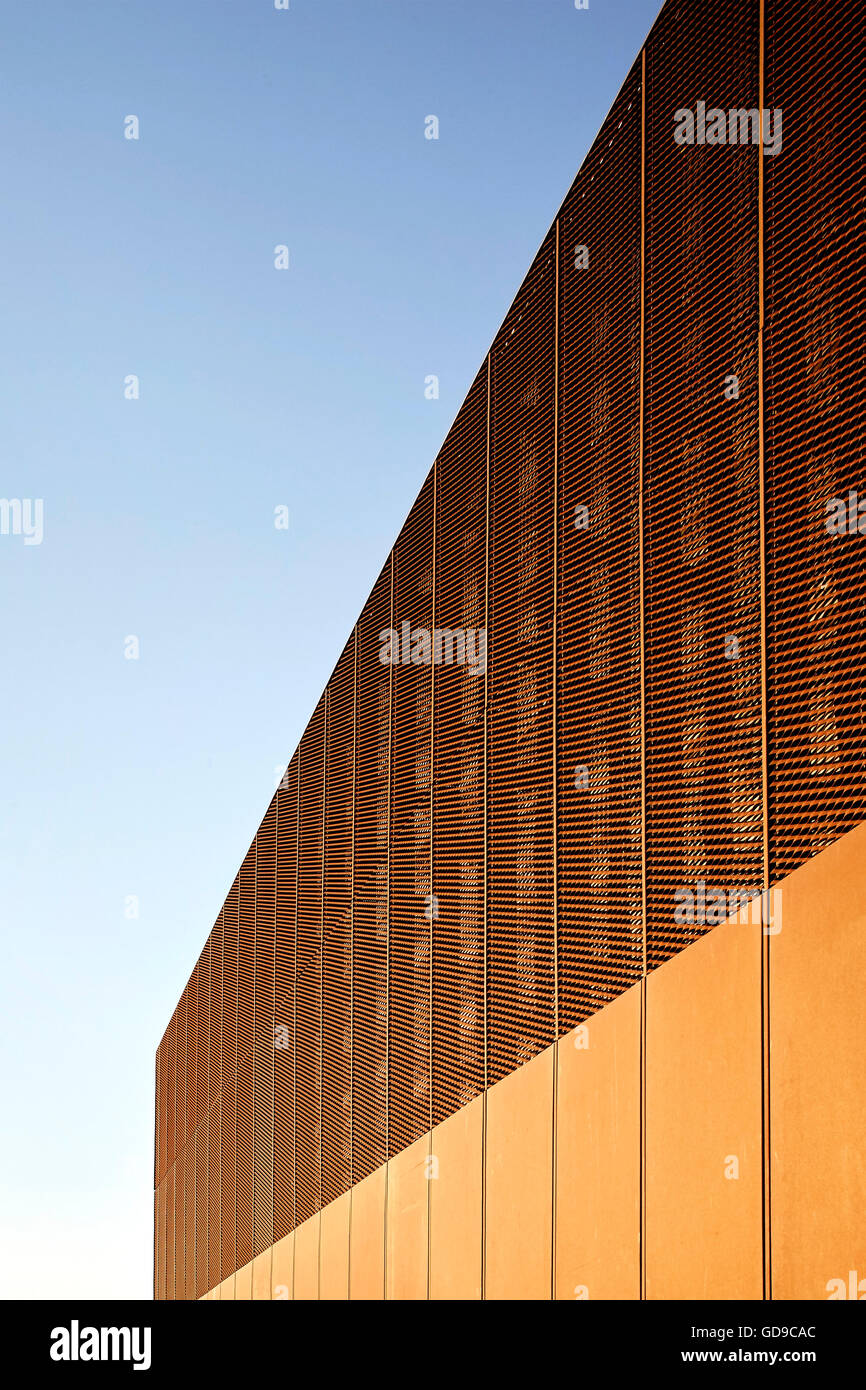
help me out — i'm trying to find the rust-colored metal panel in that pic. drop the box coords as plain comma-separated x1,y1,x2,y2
386,1135,429,1300
485,1045,553,1300
271,1231,294,1300
555,985,640,1300
183,1136,196,1302
166,1164,175,1301
207,911,223,1113
296,696,325,1224
234,1259,252,1301
207,1100,221,1296
764,3,866,881
195,941,210,1136
643,0,763,970
646,911,762,1299
175,988,187,1171
235,845,256,1269
319,1190,350,1300
218,1274,235,1301
352,562,392,1183
252,1249,272,1301
253,798,276,1257
322,637,355,1207
431,366,488,1125
274,755,298,1242
293,1212,320,1300
165,1012,176,1179
195,1113,208,1298
389,475,434,1158
488,233,557,1085
429,1095,483,1300
155,1176,165,1303
771,822,866,1299
349,1165,386,1300
557,64,643,1026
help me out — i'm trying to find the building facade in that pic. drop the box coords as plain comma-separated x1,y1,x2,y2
154,0,865,1300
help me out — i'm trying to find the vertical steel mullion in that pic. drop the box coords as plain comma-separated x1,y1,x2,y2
427,457,437,1301
348,623,358,1293
550,216,561,1303
757,0,771,1305
638,43,648,1305
481,350,491,1301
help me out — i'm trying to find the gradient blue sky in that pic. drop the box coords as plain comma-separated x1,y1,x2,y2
0,0,661,1299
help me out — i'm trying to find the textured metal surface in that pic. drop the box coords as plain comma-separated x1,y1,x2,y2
557,62,644,1026
644,0,763,970
764,0,866,881
154,0,864,1296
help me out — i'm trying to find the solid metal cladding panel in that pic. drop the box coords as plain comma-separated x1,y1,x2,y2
488,229,557,1085
195,940,210,1135
389,472,434,1158
643,0,763,972
352,561,392,1182
557,62,643,1028
322,636,355,1204
195,1114,208,1298
253,798,276,1256
431,365,488,1125
221,877,239,1093
207,1099,221,1295
274,754,298,1241
207,910,223,1113
219,1063,237,1281
235,844,257,1268
234,1042,255,1269
296,695,326,1223
764,2,866,882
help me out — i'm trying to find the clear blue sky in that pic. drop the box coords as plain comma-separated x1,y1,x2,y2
0,0,661,1299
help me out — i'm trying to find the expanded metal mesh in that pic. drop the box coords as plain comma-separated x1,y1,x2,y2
154,0,864,1296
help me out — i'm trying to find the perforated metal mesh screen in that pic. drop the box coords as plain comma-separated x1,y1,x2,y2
154,0,864,1295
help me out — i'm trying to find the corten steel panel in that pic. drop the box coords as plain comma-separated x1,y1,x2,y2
352,562,392,1183
431,366,488,1125
155,1177,165,1304
235,1259,253,1301
252,1249,272,1300
221,876,240,1094
429,1094,483,1301
207,910,223,1113
206,1100,221,1296
349,1165,386,1300
185,971,198,1154
156,1041,166,1191
319,1190,350,1300
488,232,557,1085
389,474,434,1158
175,987,187,1169
274,754,298,1242
295,696,325,1224
555,985,640,1300
764,3,866,882
386,1135,429,1300
646,908,762,1300
219,878,239,1282
293,1213,319,1299
643,0,763,971
195,1114,209,1298
485,1044,554,1300
165,1013,176,1178
235,845,256,1269
557,65,643,1027
253,798,276,1257
322,637,355,1207
771,822,866,1299
195,941,210,1135
271,1231,294,1299
166,1165,175,1301
218,1275,235,1301
184,1137,196,1302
